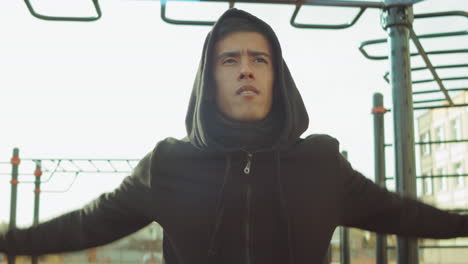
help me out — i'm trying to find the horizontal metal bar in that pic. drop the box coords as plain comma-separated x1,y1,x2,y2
411,64,468,72
413,76,468,84
413,103,468,110
384,139,468,147
387,245,468,249
23,0,102,22
293,0,383,8
420,245,468,249
384,64,468,82
0,171,132,181
386,174,468,180
0,159,139,177
384,103,468,112
23,158,139,162
176,0,385,8
407,30,468,40
413,98,446,104
360,28,467,60
413,87,468,95
290,4,367,29
414,10,468,19
416,139,468,145
362,47,468,60
160,0,220,26
41,170,132,174
160,0,380,27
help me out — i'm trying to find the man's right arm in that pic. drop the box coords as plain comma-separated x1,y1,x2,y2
0,152,155,256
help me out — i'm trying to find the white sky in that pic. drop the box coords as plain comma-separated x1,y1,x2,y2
0,0,466,226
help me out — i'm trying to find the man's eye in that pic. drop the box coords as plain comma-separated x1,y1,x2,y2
255,58,267,63
222,58,236,64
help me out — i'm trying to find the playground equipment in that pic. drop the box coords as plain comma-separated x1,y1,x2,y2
23,0,101,21
6,0,467,264
364,8,468,264
372,92,468,264
2,149,139,264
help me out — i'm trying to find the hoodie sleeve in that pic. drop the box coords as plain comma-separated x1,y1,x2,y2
0,152,155,255
337,153,468,238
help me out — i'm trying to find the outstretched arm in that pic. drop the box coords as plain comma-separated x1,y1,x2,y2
337,153,468,238
0,152,155,255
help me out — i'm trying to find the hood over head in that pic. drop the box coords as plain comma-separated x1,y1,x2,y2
185,8,309,152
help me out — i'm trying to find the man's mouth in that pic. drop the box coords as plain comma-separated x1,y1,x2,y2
237,85,259,96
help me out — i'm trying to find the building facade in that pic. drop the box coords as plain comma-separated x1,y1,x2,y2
417,91,468,264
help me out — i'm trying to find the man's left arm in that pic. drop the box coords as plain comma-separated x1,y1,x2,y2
337,153,468,238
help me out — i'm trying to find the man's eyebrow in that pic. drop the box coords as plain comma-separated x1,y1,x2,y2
248,50,270,57
217,51,240,60
217,50,271,60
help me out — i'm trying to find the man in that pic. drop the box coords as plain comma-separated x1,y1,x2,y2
1,8,467,264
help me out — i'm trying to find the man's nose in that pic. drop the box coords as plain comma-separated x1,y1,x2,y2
238,60,254,81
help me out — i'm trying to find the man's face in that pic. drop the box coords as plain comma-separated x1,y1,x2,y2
213,31,274,122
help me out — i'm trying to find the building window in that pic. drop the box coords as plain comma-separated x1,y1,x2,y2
437,168,448,191
434,126,444,149
454,162,464,187
423,173,433,195
420,131,431,155
450,118,461,140
417,178,422,197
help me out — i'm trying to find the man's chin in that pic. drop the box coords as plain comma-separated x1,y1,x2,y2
233,112,267,122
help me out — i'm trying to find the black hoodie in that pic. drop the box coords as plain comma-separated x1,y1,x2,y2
2,8,468,264
186,9,308,153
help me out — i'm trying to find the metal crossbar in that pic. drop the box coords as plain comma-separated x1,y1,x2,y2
384,64,468,83
3,157,139,195
290,4,366,29
0,158,139,179
413,103,468,110
384,139,468,147
360,10,467,111
23,0,102,21
388,245,468,249
413,87,468,95
158,0,385,27
386,174,468,180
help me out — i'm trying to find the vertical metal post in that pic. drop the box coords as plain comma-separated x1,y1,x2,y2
32,160,42,264
373,93,388,264
381,4,418,264
340,151,350,264
8,148,20,264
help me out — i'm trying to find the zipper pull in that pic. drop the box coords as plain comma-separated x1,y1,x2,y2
244,153,253,175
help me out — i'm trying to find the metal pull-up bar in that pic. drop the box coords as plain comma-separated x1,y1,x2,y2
23,0,102,22
159,0,385,27
373,93,468,264
2,148,140,264
359,11,468,60
18,0,426,22
360,10,468,109
290,4,366,29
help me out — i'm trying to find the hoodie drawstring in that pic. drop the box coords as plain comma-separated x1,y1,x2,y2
207,155,232,263
276,151,295,264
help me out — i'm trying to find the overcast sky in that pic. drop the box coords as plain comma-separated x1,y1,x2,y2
0,0,466,226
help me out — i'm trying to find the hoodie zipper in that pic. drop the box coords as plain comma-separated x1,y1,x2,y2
244,152,253,264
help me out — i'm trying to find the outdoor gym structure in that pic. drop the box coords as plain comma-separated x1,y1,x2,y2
3,1,468,264
1,154,140,264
